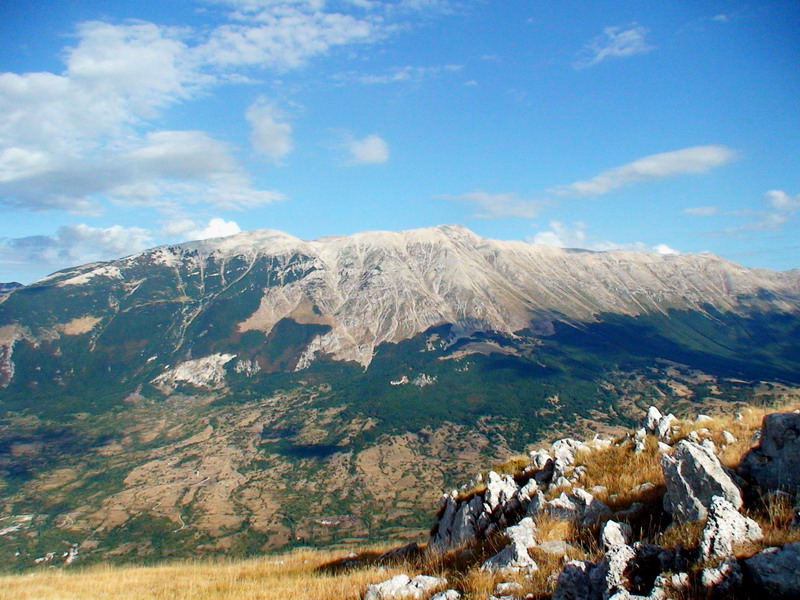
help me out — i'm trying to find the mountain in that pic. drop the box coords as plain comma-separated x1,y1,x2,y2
1,225,799,567
0,282,23,296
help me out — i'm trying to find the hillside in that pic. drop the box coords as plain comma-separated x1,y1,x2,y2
1,401,797,599
1,225,799,566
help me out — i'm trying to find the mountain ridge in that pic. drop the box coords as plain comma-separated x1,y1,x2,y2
1,224,799,566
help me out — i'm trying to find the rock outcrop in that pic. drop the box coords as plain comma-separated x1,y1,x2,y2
699,496,763,560
742,542,800,599
364,574,447,600
661,440,742,522
739,412,800,494
369,406,800,600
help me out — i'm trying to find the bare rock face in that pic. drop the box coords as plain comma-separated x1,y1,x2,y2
601,520,633,550
544,488,613,527
645,407,663,434
553,543,685,600
742,543,800,599
700,496,763,560
430,591,461,600
553,560,594,600
480,540,538,575
364,574,447,600
701,557,743,596
661,440,742,522
739,412,800,494
481,516,539,575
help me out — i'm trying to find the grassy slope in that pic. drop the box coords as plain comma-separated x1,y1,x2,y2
2,399,798,600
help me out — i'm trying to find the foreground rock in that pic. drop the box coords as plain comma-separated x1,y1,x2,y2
742,542,800,599
661,440,742,522
739,412,800,494
700,496,763,560
553,542,689,600
364,574,447,600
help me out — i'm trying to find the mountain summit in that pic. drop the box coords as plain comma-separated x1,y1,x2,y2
4,225,797,377
1,226,799,564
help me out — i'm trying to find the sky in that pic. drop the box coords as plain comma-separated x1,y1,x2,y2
1,0,799,284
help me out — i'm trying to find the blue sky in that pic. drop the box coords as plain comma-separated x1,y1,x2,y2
1,0,798,283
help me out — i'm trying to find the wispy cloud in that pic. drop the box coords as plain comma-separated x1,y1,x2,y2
338,64,463,84
574,25,653,69
0,223,154,281
442,191,546,219
557,145,738,196
683,206,720,216
246,101,293,163
722,189,800,234
529,221,679,254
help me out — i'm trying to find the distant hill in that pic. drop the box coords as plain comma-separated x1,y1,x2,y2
1,225,798,567
0,282,22,295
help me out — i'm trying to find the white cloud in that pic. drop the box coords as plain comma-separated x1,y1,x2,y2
723,189,799,234
654,243,680,255
162,217,242,240
558,145,738,196
246,101,293,162
765,189,800,212
574,25,653,69
347,134,389,164
444,191,546,219
529,221,680,255
0,223,154,281
345,64,463,84
0,2,410,214
683,206,720,216
198,7,376,70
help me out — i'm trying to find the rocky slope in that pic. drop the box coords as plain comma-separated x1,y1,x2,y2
1,225,799,566
359,405,800,600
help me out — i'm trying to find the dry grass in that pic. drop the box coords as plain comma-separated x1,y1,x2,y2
0,547,406,600
575,436,665,510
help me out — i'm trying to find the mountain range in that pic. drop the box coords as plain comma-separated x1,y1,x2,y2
1,225,798,566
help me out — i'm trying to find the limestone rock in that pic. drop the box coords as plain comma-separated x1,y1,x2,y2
481,541,538,575
661,440,742,522
538,540,574,556
739,412,800,494
633,428,647,454
430,591,460,600
601,520,633,550
655,414,677,443
553,560,594,600
700,496,763,560
552,438,588,465
742,542,800,599
485,471,519,513
645,407,662,434
505,516,537,548
429,492,484,553
364,574,412,600
701,557,743,596
590,544,637,600
545,488,612,527
494,581,523,595
526,490,546,517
